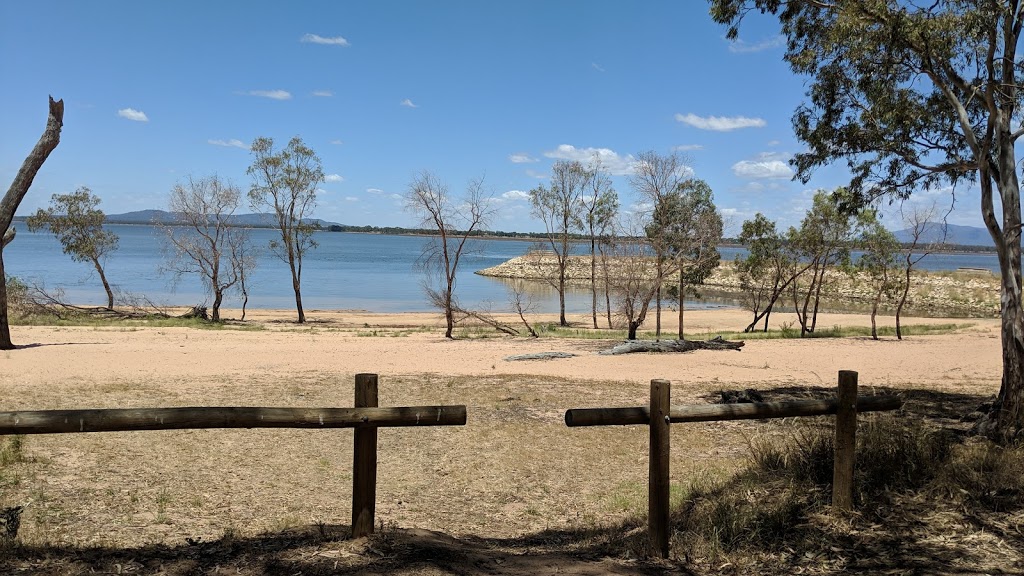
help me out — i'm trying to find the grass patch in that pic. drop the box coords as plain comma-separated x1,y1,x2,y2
704,322,971,341
9,313,264,331
666,416,1023,571
0,436,26,467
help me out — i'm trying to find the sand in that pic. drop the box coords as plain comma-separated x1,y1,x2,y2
2,308,1001,405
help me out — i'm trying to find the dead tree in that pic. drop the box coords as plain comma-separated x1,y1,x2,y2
1,96,64,350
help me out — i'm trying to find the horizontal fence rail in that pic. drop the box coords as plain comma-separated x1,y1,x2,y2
0,405,468,435
565,395,901,427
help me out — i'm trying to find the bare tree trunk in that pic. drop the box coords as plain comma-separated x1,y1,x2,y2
600,244,613,329
212,289,224,322
590,236,598,329
870,288,882,340
0,96,64,350
678,271,685,341
288,254,305,324
558,262,567,327
895,262,912,340
92,258,114,310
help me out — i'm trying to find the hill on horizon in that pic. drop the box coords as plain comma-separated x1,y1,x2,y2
892,222,993,247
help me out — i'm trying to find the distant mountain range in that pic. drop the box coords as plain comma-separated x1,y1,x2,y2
102,209,345,229
892,223,994,247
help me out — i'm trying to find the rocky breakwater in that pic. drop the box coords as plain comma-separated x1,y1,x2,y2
476,251,1001,318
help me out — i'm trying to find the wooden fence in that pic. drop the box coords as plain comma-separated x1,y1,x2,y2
564,370,902,558
0,373,466,538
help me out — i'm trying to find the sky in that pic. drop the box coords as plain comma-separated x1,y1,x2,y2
0,1,980,235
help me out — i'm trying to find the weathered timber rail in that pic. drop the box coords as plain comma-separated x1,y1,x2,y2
0,405,466,434
565,370,901,559
0,373,466,538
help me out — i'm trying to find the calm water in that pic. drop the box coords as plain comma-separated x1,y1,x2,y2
4,222,999,313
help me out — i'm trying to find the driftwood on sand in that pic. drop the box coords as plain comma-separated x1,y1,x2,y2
598,336,744,355
504,351,578,361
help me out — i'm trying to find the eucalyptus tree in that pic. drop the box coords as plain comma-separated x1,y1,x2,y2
649,178,723,339
161,175,255,322
0,96,63,351
580,160,619,329
405,171,492,339
27,187,119,309
790,190,860,336
529,160,589,326
856,216,902,340
632,150,691,338
247,136,323,324
710,0,1024,438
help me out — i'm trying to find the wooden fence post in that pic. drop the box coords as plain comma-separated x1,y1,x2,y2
649,379,671,558
832,370,858,513
352,373,379,537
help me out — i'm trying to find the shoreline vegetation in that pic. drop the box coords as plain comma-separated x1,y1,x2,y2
477,251,1001,319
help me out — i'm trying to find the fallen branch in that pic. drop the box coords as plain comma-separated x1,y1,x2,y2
504,351,577,361
599,336,744,355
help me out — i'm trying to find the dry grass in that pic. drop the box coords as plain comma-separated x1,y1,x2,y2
0,327,1020,574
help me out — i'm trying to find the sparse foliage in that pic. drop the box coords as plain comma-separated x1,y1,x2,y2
247,136,323,324
406,171,492,338
896,205,948,339
856,215,902,340
530,160,589,326
26,187,119,309
160,175,255,322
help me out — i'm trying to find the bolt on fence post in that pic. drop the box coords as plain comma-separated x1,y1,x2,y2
352,373,379,537
649,379,671,558
832,370,858,513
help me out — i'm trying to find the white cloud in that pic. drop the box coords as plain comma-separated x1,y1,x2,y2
508,153,537,164
727,35,785,54
345,196,359,202
767,139,782,147
301,33,350,46
526,169,547,179
367,188,384,194
502,190,530,200
675,113,766,131
672,144,704,152
732,159,794,179
389,193,402,200
246,90,292,100
312,90,333,97
543,144,637,176
324,174,344,182
331,139,344,145
117,108,148,122
400,98,419,108
592,62,606,72
208,138,249,149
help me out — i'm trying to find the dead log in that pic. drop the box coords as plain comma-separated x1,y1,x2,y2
178,305,209,320
599,336,744,355
504,351,577,361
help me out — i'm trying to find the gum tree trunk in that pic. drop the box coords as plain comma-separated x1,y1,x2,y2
0,96,64,350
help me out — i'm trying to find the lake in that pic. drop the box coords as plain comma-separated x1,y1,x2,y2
3,222,1000,314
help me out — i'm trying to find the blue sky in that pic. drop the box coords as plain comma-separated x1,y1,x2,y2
0,1,979,234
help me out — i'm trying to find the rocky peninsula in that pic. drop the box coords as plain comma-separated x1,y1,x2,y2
476,251,1001,318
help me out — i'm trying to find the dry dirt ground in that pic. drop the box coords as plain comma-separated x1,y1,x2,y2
0,309,1016,574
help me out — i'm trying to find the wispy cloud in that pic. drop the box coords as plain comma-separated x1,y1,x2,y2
543,144,637,176
324,174,344,182
312,90,333,97
367,188,384,194
675,113,766,131
672,144,704,152
727,35,785,54
400,98,419,108
117,108,148,122
245,90,292,100
345,196,359,202
591,62,606,72
508,153,537,164
502,190,530,200
208,139,249,149
331,139,344,145
301,33,350,46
